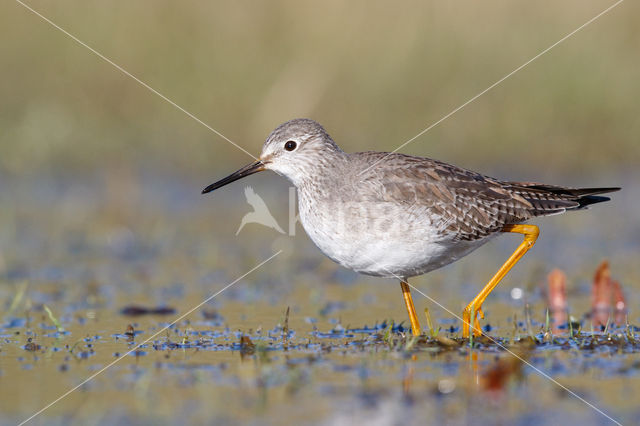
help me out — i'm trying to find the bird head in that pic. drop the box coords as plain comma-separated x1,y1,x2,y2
202,119,343,194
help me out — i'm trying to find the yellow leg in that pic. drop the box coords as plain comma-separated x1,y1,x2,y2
462,224,539,338
400,280,421,336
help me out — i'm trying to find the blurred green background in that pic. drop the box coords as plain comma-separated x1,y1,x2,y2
1,2,639,424
1,0,637,181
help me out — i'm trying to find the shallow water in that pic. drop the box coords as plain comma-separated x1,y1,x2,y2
1,173,639,425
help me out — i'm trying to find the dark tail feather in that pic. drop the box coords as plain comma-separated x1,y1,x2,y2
554,187,620,198
576,194,613,209
549,186,620,210
507,183,620,216
512,184,620,198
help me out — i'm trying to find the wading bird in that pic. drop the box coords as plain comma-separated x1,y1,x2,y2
203,119,619,337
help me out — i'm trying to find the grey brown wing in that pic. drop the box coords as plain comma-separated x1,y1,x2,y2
359,152,618,241
358,153,541,241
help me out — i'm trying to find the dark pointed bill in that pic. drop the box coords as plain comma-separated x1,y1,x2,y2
202,160,265,194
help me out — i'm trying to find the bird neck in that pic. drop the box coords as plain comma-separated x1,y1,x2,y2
294,150,349,198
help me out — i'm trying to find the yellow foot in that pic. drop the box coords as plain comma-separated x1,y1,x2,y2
462,304,484,338
400,281,421,336
461,224,539,338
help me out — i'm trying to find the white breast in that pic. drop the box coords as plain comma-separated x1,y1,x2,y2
297,191,486,278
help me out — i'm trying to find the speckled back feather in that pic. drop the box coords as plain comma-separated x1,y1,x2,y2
355,152,619,241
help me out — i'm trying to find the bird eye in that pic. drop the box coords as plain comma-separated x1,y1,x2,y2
284,140,297,151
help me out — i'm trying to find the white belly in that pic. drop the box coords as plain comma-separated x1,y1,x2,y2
298,196,487,278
